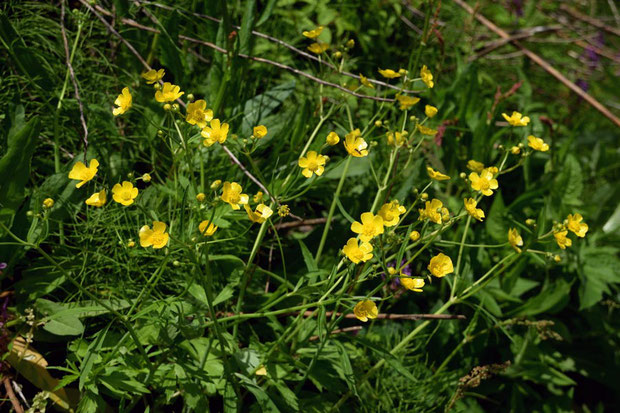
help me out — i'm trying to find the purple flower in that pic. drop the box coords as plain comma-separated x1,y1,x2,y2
0,263,6,270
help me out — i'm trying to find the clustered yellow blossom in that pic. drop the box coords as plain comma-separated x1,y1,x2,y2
427,166,450,181
502,111,530,127
68,159,99,188
113,87,132,116
245,203,273,224
386,131,406,147
419,199,449,225
420,65,434,88
566,214,588,237
469,167,499,196
298,151,327,178
377,201,406,226
112,181,139,206
343,129,369,157
221,182,249,210
342,238,373,264
202,119,230,146
527,135,549,152
185,100,213,129
428,253,453,277
139,221,169,249
464,198,485,221
155,82,184,103
141,68,165,84
353,300,378,322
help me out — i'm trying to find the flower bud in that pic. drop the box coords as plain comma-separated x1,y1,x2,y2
333,51,342,59
554,255,561,263
196,193,206,202
346,39,355,48
142,173,152,182
420,193,428,201
210,180,222,190
127,240,135,248
374,120,382,127
510,146,521,155
153,83,161,90
525,218,536,226
398,68,408,76
187,93,195,102
157,130,164,137
459,172,467,179
172,103,180,112
173,260,181,267
163,103,171,111
42,198,54,209
409,231,420,242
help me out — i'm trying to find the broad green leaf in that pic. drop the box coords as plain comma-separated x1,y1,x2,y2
35,298,84,336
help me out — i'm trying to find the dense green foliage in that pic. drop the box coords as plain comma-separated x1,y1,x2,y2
1,1,619,412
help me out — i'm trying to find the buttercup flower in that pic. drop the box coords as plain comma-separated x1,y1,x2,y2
353,300,378,322
427,166,450,181
202,119,229,146
420,65,434,88
469,168,499,196
386,131,406,147
326,131,340,146
185,100,213,128
401,276,425,292
464,198,485,221
428,253,453,277
278,205,290,217
112,181,139,206
127,240,135,248
245,203,273,224
196,193,206,202
68,159,99,188
510,146,521,155
554,230,572,249
198,220,218,236
467,160,485,173
85,189,107,207
142,173,151,182
221,182,249,210
566,213,588,237
502,111,530,127
155,82,184,103
351,212,384,242
359,74,374,89
307,42,328,54
343,129,369,157
253,125,268,139
527,135,549,152
302,26,323,39
508,228,523,253
42,198,54,209
139,221,169,249
298,151,327,178
113,87,132,116
378,69,401,79
425,105,438,118
210,180,222,190
397,95,420,110
342,238,373,263
417,124,437,136
419,198,446,225
378,201,406,226
409,231,421,242
141,68,165,84
253,191,264,203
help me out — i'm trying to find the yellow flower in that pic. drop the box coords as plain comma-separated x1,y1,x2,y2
68,159,99,188
419,198,445,225
351,212,384,242
42,198,54,209
427,166,450,181
343,129,369,157
141,68,165,84
113,87,132,116
396,95,420,110
221,182,249,210
554,230,572,250
244,203,273,224
566,214,588,238
401,276,425,292
510,146,521,155
378,69,401,79
425,105,438,118
377,201,406,227
155,82,184,103
469,168,499,196
139,221,169,249
326,131,340,146
201,119,230,146
508,228,523,253
196,193,206,202
278,205,290,217
112,181,139,206
298,151,327,178
502,111,530,127
127,240,135,248
253,125,268,139
198,220,218,236
85,189,107,207
409,231,420,242
302,26,323,39
255,366,267,376
253,191,264,203
417,124,437,136
307,42,328,54
464,198,485,221
428,253,453,277
142,173,151,182
359,74,374,89
185,100,213,129
527,135,549,152
342,238,373,263
386,131,406,147
420,65,434,88
353,300,378,322
210,180,222,190
467,160,485,173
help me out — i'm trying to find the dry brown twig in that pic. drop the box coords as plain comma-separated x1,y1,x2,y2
2,378,24,413
559,4,620,37
453,0,620,129
60,0,89,160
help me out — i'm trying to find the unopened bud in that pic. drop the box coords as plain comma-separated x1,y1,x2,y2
187,93,195,102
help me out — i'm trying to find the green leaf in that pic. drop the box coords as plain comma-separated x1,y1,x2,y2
214,284,235,306
553,154,583,207
298,239,318,272
35,299,84,336
235,373,281,412
241,82,296,136
579,246,620,309
485,192,506,243
510,278,572,317
238,0,256,55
